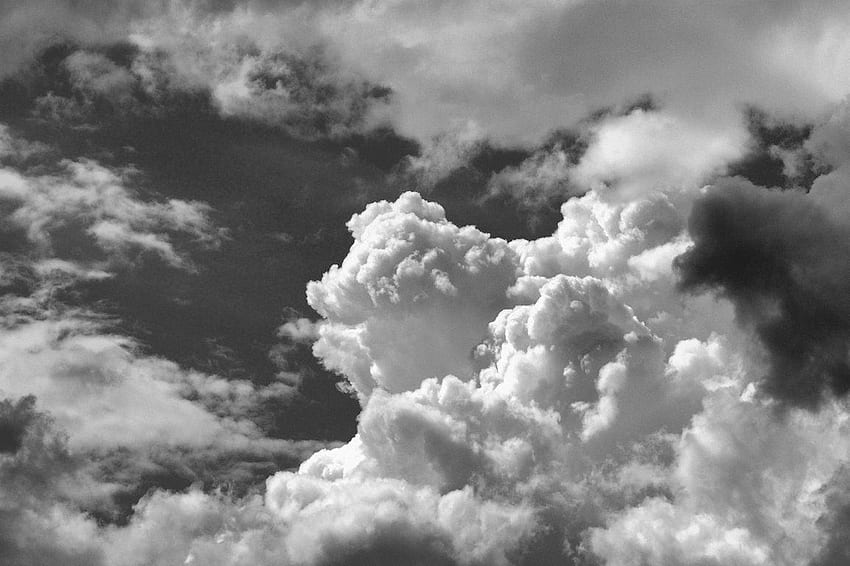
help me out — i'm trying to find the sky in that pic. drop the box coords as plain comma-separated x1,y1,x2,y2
2,0,850,564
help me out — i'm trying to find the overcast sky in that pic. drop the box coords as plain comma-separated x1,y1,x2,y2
2,1,850,565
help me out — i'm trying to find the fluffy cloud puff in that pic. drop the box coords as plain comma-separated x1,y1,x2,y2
0,400,537,566
307,191,518,397
586,101,850,565
590,390,850,566
298,187,746,563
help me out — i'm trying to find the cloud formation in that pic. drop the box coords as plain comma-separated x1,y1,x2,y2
4,1,850,565
676,179,850,408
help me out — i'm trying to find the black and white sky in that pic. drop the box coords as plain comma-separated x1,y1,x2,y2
3,1,850,564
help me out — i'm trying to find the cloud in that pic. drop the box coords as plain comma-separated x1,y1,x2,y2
296,188,740,563
307,191,518,397
4,2,850,565
0,28,394,141
811,466,850,566
0,310,327,490
590,388,850,566
0,0,159,76
0,122,843,565
727,107,819,189
0,394,109,566
83,472,534,566
569,109,745,196
5,0,850,148
0,146,222,270
675,178,850,408
291,0,850,145
0,123,332,527
0,105,764,566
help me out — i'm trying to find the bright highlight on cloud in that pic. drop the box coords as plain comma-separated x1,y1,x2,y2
3,1,850,565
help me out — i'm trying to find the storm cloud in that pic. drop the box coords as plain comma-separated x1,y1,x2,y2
675,179,850,408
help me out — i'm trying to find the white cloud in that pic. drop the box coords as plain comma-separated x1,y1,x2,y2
591,390,850,566
307,191,518,397
569,110,745,195
0,157,222,270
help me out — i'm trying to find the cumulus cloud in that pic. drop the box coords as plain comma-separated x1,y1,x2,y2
5,1,850,565
294,188,743,563
0,101,796,566
590,389,850,566
2,119,847,566
307,191,518,397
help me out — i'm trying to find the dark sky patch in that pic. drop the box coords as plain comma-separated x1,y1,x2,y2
421,135,589,240
584,92,660,123
469,128,591,238
325,126,421,171
675,178,850,409
50,122,373,441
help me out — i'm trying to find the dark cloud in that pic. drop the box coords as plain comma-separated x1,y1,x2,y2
0,394,104,566
811,466,850,566
727,106,821,189
0,395,39,454
675,178,850,408
314,525,457,566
